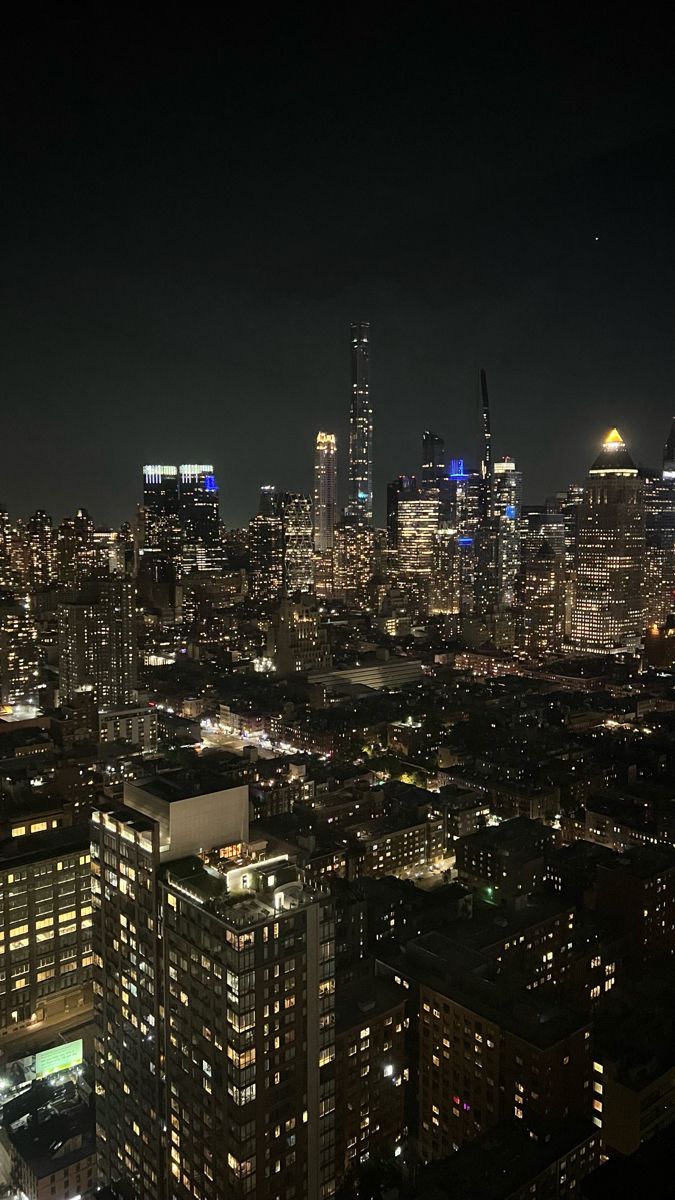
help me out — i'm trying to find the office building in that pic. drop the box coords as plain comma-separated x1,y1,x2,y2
0,826,93,1039
92,770,336,1200
346,321,373,526
179,464,221,573
142,464,182,572
569,429,646,653
58,577,136,707
397,496,439,578
397,495,439,617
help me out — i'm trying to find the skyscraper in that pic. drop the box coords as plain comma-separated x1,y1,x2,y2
142,464,182,572
569,428,646,653
314,432,337,597
249,487,284,602
397,495,440,619
493,456,523,609
663,418,675,479
23,510,54,590
179,464,221,572
92,775,335,1200
422,430,445,486
516,540,565,657
55,509,96,588
642,420,675,622
479,368,493,499
279,492,315,594
386,475,417,550
346,321,373,525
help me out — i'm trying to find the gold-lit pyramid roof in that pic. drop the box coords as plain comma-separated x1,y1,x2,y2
590,427,637,475
603,427,625,446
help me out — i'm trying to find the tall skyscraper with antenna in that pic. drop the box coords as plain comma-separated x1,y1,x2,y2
314,432,337,597
479,367,493,510
346,321,373,525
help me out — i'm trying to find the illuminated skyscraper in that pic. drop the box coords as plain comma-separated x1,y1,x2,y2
397,496,439,577
142,464,182,571
332,521,374,607
279,492,315,594
642,420,675,622
314,432,337,553
179,464,221,572
386,475,416,550
314,432,337,596
569,428,646,653
346,321,373,525
430,528,462,616
249,486,284,602
397,495,440,618
493,456,523,609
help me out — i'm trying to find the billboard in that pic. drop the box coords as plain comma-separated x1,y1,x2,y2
35,1038,83,1080
2,1037,83,1094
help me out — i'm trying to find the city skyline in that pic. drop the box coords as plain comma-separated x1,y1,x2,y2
3,14,675,1200
1,361,675,530
2,13,675,528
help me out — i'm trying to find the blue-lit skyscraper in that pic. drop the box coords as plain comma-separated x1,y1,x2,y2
179,464,221,573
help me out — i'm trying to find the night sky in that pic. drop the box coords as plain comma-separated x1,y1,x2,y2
2,10,675,528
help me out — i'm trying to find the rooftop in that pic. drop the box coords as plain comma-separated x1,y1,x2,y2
335,975,405,1035
412,1117,597,1200
380,932,588,1047
0,824,90,871
161,853,320,929
4,1080,95,1180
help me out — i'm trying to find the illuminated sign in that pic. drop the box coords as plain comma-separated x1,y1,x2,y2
1,1038,84,1094
35,1039,83,1079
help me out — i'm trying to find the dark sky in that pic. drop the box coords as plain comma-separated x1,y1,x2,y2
2,9,675,528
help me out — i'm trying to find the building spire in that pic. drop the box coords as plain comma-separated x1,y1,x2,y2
663,418,675,479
